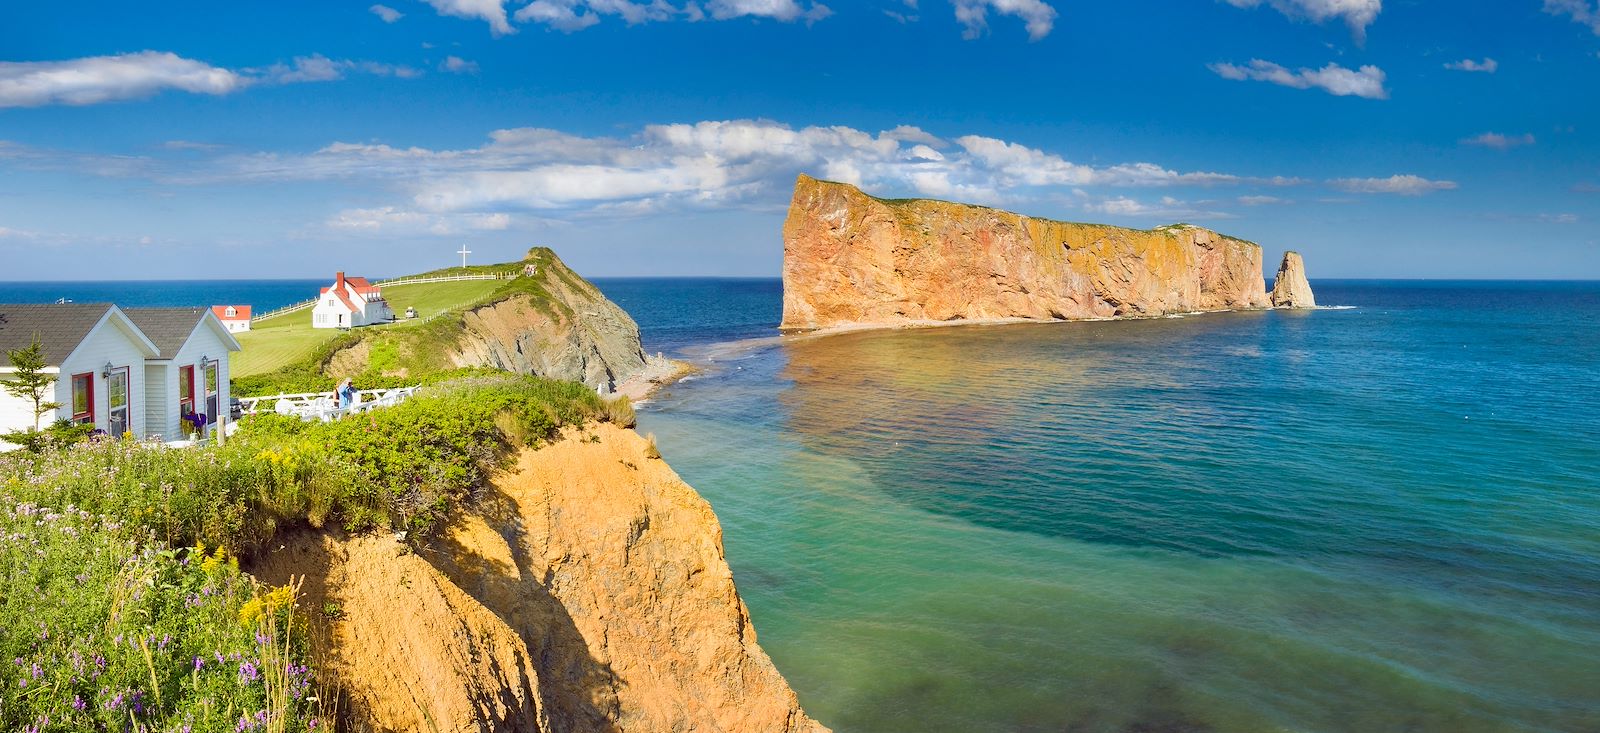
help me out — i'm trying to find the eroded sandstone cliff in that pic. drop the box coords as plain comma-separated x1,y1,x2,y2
328,248,663,393
781,175,1275,331
254,423,827,733
448,250,656,393
1270,251,1316,308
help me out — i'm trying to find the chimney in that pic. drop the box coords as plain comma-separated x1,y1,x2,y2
335,271,345,290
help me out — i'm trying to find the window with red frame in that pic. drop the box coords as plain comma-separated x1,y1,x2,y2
71,373,94,425
178,365,195,418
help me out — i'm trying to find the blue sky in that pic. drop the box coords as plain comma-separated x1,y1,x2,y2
1,0,1597,280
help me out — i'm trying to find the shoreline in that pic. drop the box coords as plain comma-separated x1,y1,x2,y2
614,355,700,404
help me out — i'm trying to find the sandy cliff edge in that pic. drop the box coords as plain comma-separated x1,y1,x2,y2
253,423,826,733
781,174,1278,332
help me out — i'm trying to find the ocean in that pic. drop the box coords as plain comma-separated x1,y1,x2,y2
627,280,1600,733
5,278,1596,732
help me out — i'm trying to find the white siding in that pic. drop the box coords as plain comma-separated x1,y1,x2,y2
154,323,236,440
56,320,152,440
0,366,62,446
143,363,169,441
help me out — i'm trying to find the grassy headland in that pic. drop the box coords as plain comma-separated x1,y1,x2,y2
0,374,632,731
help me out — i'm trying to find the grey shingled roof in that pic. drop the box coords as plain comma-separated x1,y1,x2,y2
123,308,209,357
0,303,116,368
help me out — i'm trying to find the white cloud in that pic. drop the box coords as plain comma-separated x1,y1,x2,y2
1223,0,1380,42
250,55,422,84
1537,212,1580,223
1238,195,1288,205
1210,59,1388,99
506,0,829,30
0,52,244,108
193,119,1312,219
953,0,1058,40
1544,0,1600,35
440,56,480,74
328,207,513,235
424,0,515,35
1444,57,1497,73
1462,132,1535,150
705,0,832,22
0,51,423,108
370,4,404,22
1082,195,1235,220
1328,174,1457,195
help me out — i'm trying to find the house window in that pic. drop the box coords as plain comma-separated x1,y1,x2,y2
178,365,195,419
204,361,219,423
107,367,130,437
71,373,94,426
224,306,237,317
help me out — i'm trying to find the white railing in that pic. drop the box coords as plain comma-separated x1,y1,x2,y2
237,386,420,423
249,273,509,323
251,298,319,322
374,272,509,287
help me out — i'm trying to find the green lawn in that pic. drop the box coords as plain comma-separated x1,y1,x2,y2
232,279,505,378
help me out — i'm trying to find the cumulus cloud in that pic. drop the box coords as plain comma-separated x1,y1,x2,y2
0,52,244,108
705,0,832,22
1462,132,1535,150
1082,195,1235,220
1224,0,1381,42
328,206,513,235
1209,59,1388,99
250,55,422,83
1328,174,1457,195
173,119,1311,220
370,4,404,22
424,0,515,35
1238,195,1288,205
1444,57,1497,73
953,0,1058,40
1544,0,1600,34
0,51,421,108
1537,212,1580,223
440,56,480,74
502,0,829,31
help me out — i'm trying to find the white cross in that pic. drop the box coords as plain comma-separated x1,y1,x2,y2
456,245,472,268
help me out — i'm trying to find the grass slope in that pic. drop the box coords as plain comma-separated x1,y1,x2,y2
233,279,507,378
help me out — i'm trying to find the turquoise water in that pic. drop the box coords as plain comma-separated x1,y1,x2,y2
629,281,1600,733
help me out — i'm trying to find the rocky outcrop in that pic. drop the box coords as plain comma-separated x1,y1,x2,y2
450,249,656,393
781,175,1275,331
254,424,827,733
1270,251,1316,308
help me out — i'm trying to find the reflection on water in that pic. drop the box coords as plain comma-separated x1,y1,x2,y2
639,282,1600,733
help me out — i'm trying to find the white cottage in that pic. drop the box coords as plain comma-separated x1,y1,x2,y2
212,305,252,333
0,303,242,450
311,272,393,329
0,304,159,443
125,308,242,442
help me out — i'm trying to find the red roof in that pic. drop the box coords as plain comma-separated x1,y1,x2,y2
211,305,252,321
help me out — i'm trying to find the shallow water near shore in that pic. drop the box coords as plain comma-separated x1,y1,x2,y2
627,279,1600,733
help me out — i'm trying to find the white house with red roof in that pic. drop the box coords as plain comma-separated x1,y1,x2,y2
311,271,393,329
211,305,252,333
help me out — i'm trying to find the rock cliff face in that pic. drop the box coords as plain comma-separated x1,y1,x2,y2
781,175,1274,331
449,250,654,393
1270,251,1316,308
254,424,827,733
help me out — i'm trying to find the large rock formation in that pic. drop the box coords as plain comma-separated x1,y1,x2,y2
327,248,663,393
1270,251,1316,308
781,175,1276,331
449,249,654,393
254,424,827,733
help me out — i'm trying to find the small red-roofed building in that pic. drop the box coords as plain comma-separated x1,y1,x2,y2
311,272,394,329
211,305,252,333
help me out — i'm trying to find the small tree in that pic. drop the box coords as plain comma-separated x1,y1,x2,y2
2,334,59,431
